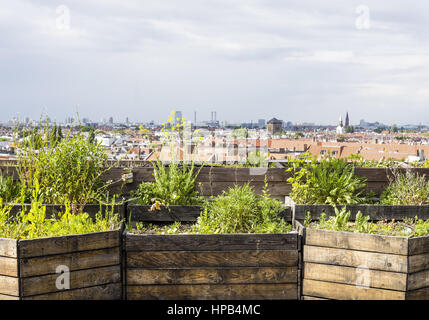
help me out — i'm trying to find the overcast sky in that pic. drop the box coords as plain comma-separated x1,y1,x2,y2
1,0,429,125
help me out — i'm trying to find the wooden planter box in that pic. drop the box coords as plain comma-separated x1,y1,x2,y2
296,221,429,300
124,232,299,300
0,227,123,300
291,202,429,222
7,203,125,221
127,204,203,226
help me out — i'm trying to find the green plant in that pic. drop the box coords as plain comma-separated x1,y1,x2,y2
347,154,400,168
381,171,429,205
192,183,291,234
0,187,122,240
331,206,351,231
15,118,115,207
0,175,20,203
133,112,204,207
286,153,368,205
132,160,203,207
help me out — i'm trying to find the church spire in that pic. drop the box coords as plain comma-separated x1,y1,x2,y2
345,112,350,127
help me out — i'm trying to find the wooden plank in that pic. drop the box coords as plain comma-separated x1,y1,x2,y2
126,233,297,252
8,204,124,221
406,287,429,300
197,181,290,196
19,230,120,258
20,247,120,277
0,293,19,300
0,256,18,277
355,168,429,182
301,296,329,300
127,283,297,300
304,262,407,291
127,205,202,223
21,265,121,297
305,228,409,255
195,167,289,182
303,245,408,273
127,267,297,285
0,275,19,296
127,250,298,268
22,283,122,300
408,236,429,255
408,252,429,273
294,204,429,221
0,238,17,258
408,270,429,291
302,279,405,300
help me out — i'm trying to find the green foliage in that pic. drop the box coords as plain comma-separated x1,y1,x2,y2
132,159,203,206
0,192,122,240
192,183,291,234
381,171,429,205
345,126,354,133
286,153,368,205
15,120,110,206
0,175,20,203
231,128,249,139
346,154,400,168
305,206,429,237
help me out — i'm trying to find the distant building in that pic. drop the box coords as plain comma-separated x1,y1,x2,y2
336,116,344,134
345,112,350,128
258,119,266,128
267,118,283,135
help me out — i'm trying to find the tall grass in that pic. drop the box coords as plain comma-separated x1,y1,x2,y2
381,171,429,205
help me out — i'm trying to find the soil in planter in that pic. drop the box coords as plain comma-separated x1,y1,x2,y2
304,208,429,237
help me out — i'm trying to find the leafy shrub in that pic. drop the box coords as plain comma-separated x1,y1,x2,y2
192,184,291,234
287,153,368,205
132,159,203,206
381,171,429,205
15,121,110,206
0,175,20,203
0,199,122,240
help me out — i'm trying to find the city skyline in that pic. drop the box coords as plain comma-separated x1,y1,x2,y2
2,1,429,125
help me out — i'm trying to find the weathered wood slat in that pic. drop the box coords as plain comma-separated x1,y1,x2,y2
406,287,429,300
127,250,298,268
0,238,18,258
0,256,18,277
126,233,297,252
303,245,408,273
127,283,297,300
127,205,202,223
127,267,297,285
197,181,290,196
304,262,407,291
20,247,120,277
301,295,329,300
8,205,124,222
21,265,121,297
19,230,120,258
0,293,19,300
302,279,405,300
305,228,409,255
408,270,429,291
294,204,429,221
0,275,19,296
408,236,429,255
408,252,429,273
22,283,122,300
